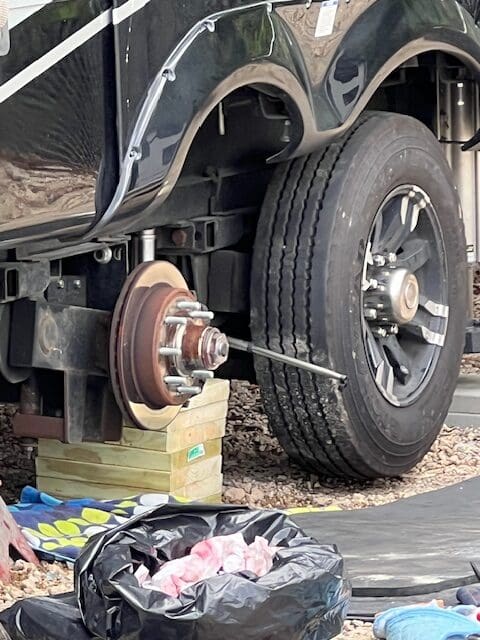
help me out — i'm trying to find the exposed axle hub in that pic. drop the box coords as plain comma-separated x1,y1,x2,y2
110,261,229,429
365,263,420,329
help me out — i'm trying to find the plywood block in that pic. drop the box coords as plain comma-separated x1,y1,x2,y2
37,475,223,503
169,474,223,500
183,379,230,408
129,379,230,430
37,438,221,472
122,400,228,439
117,417,226,453
36,455,222,492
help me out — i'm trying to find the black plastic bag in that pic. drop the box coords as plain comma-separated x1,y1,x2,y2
0,593,91,640
75,503,349,640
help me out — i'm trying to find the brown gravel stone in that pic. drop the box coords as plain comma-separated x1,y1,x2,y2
0,560,73,612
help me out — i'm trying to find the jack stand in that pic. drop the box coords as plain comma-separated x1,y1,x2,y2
0,495,39,583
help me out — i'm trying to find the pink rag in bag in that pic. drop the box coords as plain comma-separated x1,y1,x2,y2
134,533,279,597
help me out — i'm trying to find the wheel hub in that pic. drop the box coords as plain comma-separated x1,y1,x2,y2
361,184,448,406
110,261,229,429
366,266,420,326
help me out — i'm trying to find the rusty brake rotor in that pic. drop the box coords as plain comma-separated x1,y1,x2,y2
110,261,229,430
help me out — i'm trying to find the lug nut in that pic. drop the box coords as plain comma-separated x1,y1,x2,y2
159,346,182,357
387,253,397,264
400,365,410,376
373,327,388,338
389,325,399,335
73,279,82,289
189,310,214,320
177,300,201,311
165,316,188,326
368,279,379,290
56,279,65,289
193,370,214,380
177,386,202,396
364,308,378,320
373,255,386,267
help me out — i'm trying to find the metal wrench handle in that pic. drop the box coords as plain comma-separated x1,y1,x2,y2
228,338,347,382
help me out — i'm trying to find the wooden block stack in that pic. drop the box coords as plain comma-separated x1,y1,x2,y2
36,379,229,503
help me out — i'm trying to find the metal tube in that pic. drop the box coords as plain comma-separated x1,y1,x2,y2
140,228,156,262
438,75,478,263
228,337,347,382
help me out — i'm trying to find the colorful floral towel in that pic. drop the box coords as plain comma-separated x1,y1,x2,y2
9,486,176,562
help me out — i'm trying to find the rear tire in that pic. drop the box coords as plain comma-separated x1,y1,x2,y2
251,112,467,478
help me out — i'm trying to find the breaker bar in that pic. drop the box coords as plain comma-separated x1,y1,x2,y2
228,338,347,383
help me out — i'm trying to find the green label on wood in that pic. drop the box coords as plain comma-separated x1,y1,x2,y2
187,444,205,463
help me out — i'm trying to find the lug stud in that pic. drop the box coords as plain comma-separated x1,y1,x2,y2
189,310,214,320
177,386,202,396
159,346,182,357
177,300,202,311
164,376,188,386
165,316,188,326
192,370,214,380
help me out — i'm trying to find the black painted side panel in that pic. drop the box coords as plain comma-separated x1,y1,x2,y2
1,1,480,246
0,0,116,242
98,0,480,238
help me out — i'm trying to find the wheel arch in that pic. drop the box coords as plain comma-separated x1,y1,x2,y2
87,0,480,239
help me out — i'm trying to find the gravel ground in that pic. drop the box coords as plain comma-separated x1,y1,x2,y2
1,283,480,638
223,381,480,510
0,561,72,613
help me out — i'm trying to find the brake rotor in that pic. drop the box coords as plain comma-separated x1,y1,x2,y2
110,261,229,430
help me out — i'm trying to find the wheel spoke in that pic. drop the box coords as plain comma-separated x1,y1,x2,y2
374,359,396,400
419,295,449,319
365,323,384,368
371,212,384,254
380,196,412,251
365,325,399,403
404,316,447,347
381,335,412,384
381,195,425,253
396,239,431,272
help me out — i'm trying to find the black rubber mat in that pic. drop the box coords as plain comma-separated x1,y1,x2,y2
293,478,480,616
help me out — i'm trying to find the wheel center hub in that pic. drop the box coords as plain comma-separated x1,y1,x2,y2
365,262,420,328
388,268,420,324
